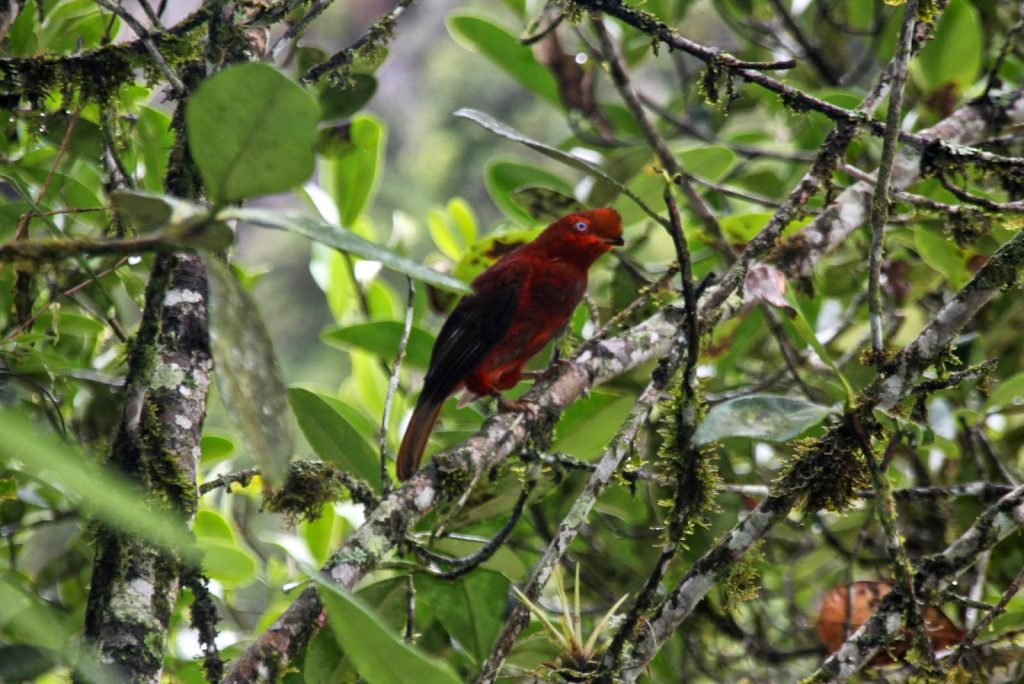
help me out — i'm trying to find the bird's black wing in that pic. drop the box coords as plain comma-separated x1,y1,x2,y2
419,264,524,405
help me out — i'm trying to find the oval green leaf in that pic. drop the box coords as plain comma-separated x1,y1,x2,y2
203,255,293,488
693,394,834,445
327,114,384,226
317,580,462,684
447,14,561,107
322,321,436,369
197,538,257,587
186,62,319,203
288,388,380,490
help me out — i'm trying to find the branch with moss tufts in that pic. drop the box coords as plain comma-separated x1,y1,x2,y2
569,0,1023,174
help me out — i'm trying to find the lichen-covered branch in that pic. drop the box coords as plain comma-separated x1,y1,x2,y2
776,88,1024,278
82,252,212,683
867,0,916,354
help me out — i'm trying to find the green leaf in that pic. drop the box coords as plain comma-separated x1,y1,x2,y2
317,580,462,684
0,412,197,557
323,321,436,369
486,161,574,225
554,391,636,459
108,189,204,233
984,371,1024,411
676,145,736,183
693,395,834,445
418,570,508,661
137,105,173,192
0,644,56,682
428,208,464,260
197,538,257,587
223,206,471,294
320,74,378,120
720,212,773,242
447,197,478,246
327,114,385,226
914,227,969,289
916,0,982,90
194,510,235,542
288,388,380,490
200,434,235,463
302,503,335,566
510,186,588,222
785,292,856,405
186,63,319,203
457,108,667,227
447,14,561,107
203,255,293,488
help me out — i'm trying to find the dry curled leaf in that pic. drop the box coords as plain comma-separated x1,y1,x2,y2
744,263,794,316
816,581,964,663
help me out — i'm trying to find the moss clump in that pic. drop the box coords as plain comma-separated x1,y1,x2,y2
264,461,344,523
947,209,992,247
722,545,763,607
776,416,874,512
655,379,721,545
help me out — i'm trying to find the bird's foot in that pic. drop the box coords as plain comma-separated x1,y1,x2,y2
522,359,573,382
491,393,541,421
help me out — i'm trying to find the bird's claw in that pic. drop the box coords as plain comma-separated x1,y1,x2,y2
492,393,541,421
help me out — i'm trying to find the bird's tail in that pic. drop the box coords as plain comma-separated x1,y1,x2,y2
396,397,444,480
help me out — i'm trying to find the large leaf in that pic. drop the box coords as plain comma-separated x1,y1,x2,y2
447,14,561,106
323,321,436,369
0,412,197,557
676,145,737,183
326,114,385,226
186,62,319,203
224,207,471,293
914,227,970,289
916,0,982,90
318,580,462,684
203,255,293,488
455,108,667,226
486,160,574,224
418,570,508,661
289,388,380,490
196,538,257,588
693,395,833,445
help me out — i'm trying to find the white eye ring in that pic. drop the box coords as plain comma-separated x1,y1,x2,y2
574,221,588,232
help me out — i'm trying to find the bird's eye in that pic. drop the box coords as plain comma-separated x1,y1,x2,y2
574,221,588,232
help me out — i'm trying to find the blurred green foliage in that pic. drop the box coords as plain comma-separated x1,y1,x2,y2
1,0,1024,682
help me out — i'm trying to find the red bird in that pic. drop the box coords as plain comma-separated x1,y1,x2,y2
396,208,625,480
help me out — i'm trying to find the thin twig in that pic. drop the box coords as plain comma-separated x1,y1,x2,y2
948,562,1024,667
381,279,415,495
300,0,420,84
593,17,734,262
867,0,917,356
413,478,533,580
94,0,186,93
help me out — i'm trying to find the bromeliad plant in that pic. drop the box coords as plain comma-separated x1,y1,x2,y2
512,564,630,680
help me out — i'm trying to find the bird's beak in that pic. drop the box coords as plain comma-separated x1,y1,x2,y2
605,235,625,246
